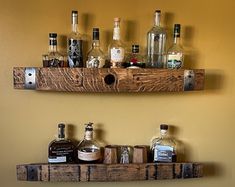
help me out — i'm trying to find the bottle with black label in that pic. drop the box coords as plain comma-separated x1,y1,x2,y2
67,10,83,67
151,124,177,162
77,123,102,163
48,123,76,163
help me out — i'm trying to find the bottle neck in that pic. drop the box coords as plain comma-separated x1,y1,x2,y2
85,130,93,140
154,12,161,27
173,36,180,45
160,129,168,138
49,44,57,53
72,23,78,33
113,22,121,40
58,127,65,140
92,40,100,48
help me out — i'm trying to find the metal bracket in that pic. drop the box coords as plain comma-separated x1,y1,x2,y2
27,165,39,181
25,68,36,89
182,163,193,178
184,70,195,91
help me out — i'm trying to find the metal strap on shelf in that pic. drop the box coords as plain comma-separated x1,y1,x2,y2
184,70,195,91
24,67,36,89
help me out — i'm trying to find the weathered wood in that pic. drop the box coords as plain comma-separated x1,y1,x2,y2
16,162,203,182
13,67,205,92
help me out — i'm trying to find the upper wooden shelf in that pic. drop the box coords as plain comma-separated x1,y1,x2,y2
17,162,203,182
13,67,205,92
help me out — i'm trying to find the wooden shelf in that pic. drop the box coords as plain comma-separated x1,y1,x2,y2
16,162,203,182
13,67,205,92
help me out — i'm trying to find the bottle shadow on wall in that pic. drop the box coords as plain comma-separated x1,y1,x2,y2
67,124,79,145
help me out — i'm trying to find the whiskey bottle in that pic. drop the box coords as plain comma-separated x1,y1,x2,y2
67,10,83,67
147,10,167,68
167,24,184,69
86,28,105,68
108,17,125,68
77,123,102,163
42,33,66,67
48,123,76,163
151,124,177,162
123,45,145,68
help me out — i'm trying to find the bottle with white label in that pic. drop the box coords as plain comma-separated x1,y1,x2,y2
48,123,76,163
151,124,177,162
167,24,184,69
77,123,102,163
108,17,125,68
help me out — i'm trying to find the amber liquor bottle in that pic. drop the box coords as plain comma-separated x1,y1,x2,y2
77,123,102,163
48,123,76,163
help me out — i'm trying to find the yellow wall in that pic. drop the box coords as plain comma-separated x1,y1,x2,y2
0,0,234,186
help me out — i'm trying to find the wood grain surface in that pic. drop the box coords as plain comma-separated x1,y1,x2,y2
13,67,205,92
16,162,203,182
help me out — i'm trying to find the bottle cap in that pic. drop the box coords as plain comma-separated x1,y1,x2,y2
174,24,181,37
114,17,121,22
160,124,168,130
85,122,93,131
93,28,99,40
49,33,57,38
132,45,139,53
72,10,78,15
155,10,161,13
58,123,65,128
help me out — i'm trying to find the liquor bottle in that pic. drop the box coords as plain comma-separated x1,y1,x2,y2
123,45,145,68
108,17,125,68
151,124,177,162
48,123,76,163
86,28,105,68
42,33,66,67
67,10,83,67
167,24,184,69
147,10,167,68
77,123,102,163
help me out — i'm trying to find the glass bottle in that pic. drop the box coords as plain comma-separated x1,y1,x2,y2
77,123,102,163
67,10,83,67
86,28,105,68
48,123,76,163
147,10,167,68
42,33,66,67
167,24,184,69
108,17,125,68
123,45,145,68
151,124,177,162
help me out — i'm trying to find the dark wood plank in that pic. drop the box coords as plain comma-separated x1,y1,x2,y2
13,67,205,92
16,162,203,182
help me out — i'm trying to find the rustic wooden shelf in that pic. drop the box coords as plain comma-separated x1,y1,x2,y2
13,67,204,92
16,162,203,182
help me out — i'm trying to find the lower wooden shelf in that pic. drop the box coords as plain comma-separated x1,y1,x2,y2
17,162,203,182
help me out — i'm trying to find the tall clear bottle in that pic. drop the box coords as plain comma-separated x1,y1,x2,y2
151,124,177,162
108,17,125,68
147,10,167,68
77,123,102,163
48,123,76,163
167,24,184,69
67,10,83,67
86,28,105,68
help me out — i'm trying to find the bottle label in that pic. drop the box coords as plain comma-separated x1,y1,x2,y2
48,156,66,163
167,54,183,69
154,145,173,162
68,39,83,67
111,48,124,62
78,150,101,161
